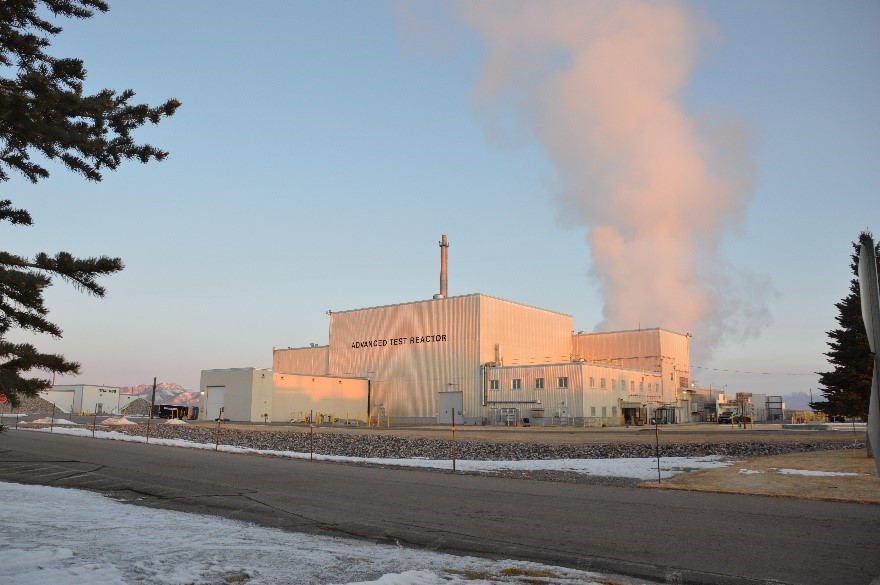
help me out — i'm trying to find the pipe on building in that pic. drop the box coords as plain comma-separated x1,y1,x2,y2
439,234,448,298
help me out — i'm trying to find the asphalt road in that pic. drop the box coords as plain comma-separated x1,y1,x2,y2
2,430,879,585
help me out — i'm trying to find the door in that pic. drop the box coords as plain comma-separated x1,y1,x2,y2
437,391,463,425
205,386,226,420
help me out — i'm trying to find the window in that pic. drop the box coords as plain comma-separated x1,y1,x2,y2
558,377,568,389
602,406,607,417
589,376,595,389
600,378,606,389
490,380,499,390
639,382,644,393
535,378,545,390
512,379,522,390
630,381,635,393
612,379,618,391
590,406,596,416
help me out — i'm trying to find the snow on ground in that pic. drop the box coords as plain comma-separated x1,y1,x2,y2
163,418,188,425
775,468,862,477
17,425,729,479
29,418,78,426
101,417,137,426
1,481,654,585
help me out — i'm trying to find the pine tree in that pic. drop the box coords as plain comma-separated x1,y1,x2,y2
0,1,180,406
812,234,880,420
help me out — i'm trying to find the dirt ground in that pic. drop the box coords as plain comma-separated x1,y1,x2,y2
644,448,880,504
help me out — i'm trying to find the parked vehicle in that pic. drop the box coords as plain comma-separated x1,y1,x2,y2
734,414,752,424
718,412,735,424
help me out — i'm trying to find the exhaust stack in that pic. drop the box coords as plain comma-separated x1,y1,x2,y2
435,234,449,299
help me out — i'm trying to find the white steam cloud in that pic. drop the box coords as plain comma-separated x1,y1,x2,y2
453,0,771,359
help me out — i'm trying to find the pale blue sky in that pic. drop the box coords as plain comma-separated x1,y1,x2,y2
8,1,879,402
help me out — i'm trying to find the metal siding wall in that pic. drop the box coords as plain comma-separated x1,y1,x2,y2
479,296,573,366
658,330,691,401
574,329,688,404
199,369,258,421
484,363,585,420
271,373,369,422
41,389,77,413
328,296,480,419
273,347,329,375
484,362,663,425
572,330,662,372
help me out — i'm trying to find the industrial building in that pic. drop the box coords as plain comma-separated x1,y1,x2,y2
40,384,137,415
200,236,692,426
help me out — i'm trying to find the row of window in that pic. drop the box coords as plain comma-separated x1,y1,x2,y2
489,376,659,393
589,406,617,417
489,377,568,390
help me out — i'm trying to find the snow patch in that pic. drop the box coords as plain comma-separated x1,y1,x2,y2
29,418,78,426
101,417,137,426
776,468,862,477
1,481,636,585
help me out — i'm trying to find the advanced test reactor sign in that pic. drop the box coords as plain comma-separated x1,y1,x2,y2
351,334,448,349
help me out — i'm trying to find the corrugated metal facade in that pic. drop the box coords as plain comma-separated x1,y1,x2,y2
273,346,329,375
236,296,691,425
272,373,368,422
485,362,663,425
572,329,690,404
478,296,572,367
325,294,577,422
329,295,481,421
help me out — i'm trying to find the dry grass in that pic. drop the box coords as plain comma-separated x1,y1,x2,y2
644,449,880,504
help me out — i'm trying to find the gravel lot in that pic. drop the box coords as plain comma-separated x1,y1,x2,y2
90,422,866,461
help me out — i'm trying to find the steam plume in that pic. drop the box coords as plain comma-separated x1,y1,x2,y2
456,0,770,357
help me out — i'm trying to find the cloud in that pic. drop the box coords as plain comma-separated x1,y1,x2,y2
451,0,770,357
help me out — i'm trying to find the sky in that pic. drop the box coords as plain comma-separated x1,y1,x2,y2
6,1,880,400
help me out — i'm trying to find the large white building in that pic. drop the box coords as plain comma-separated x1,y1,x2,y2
199,235,692,425
201,296,691,426
41,384,137,415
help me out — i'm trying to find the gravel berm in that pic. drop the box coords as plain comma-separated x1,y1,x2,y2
102,424,864,460
19,422,866,485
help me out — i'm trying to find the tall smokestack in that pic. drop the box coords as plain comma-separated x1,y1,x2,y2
438,234,449,299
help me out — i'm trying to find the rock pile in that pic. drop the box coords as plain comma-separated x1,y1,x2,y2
1,395,63,416
106,425,864,461
122,398,151,417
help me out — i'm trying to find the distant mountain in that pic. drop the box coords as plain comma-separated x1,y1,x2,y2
120,383,199,407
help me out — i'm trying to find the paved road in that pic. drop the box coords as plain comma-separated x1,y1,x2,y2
2,430,878,585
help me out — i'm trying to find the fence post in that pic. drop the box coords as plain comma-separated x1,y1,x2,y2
451,408,457,472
